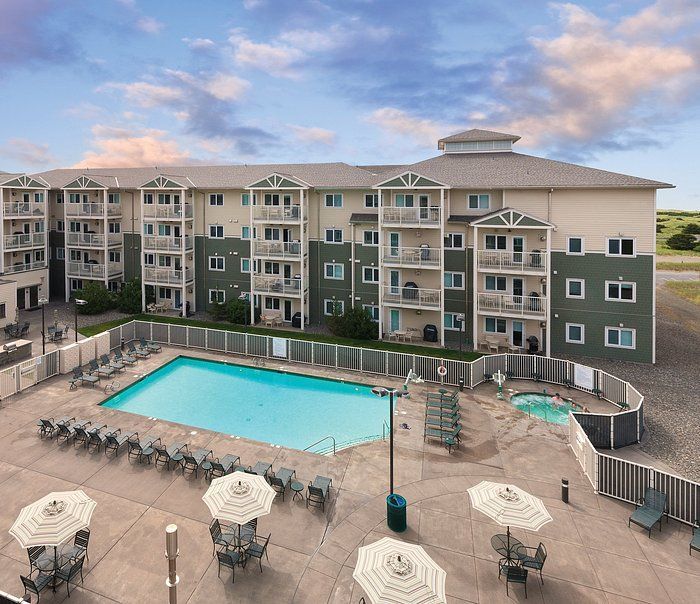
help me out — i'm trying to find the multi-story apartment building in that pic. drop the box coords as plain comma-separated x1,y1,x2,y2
2,129,670,362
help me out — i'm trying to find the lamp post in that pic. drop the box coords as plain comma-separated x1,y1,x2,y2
74,298,87,342
371,387,405,496
456,312,465,356
38,297,48,355
239,293,248,330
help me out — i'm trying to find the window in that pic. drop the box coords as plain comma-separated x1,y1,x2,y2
241,193,256,206
324,193,343,208
241,226,251,239
0,303,5,319
108,222,121,234
364,193,378,208
363,305,379,322
158,256,172,267
485,317,507,333
159,287,172,299
324,263,344,280
108,251,121,263
444,272,465,289
485,234,507,250
605,327,636,349
56,220,64,232
566,237,584,255
444,313,463,330
485,275,507,291
209,193,224,206
69,249,82,262
209,256,225,271
56,248,65,260
108,193,120,203
444,233,464,249
395,194,414,207
362,267,379,283
70,279,83,292
34,192,44,202
56,193,63,204
209,289,225,304
566,278,585,299
606,281,636,302
240,258,250,273
468,194,489,209
363,230,379,246
144,253,155,265
324,299,344,315
265,298,280,310
264,227,280,241
566,323,585,344
209,225,224,239
22,193,30,202
607,237,635,257
108,282,120,294
264,193,280,205
325,229,343,244
264,261,280,275
144,193,154,204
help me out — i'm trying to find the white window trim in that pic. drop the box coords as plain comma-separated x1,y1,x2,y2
566,278,585,299
208,193,224,206
241,226,251,239
324,229,344,244
606,237,636,258
241,192,255,206
444,233,465,249
484,275,507,292
445,271,465,290
208,289,226,304
324,193,343,208
362,304,379,322
565,323,585,344
362,266,379,283
209,256,225,271
364,193,379,208
323,299,344,316
208,224,224,239
240,258,251,273
324,262,344,280
566,236,585,256
605,280,637,303
605,326,636,349
362,230,379,246
444,312,461,331
467,193,490,210
485,317,507,334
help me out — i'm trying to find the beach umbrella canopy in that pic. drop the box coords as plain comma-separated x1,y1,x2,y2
353,537,447,604
9,490,96,548
467,481,552,533
202,472,275,525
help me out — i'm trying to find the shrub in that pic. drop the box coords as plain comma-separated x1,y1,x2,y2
327,305,378,340
209,302,227,321
117,279,142,313
73,282,117,314
224,297,259,325
667,232,697,250
682,222,700,235
656,223,665,233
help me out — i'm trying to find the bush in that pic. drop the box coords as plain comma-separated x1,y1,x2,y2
223,297,259,325
656,223,665,233
667,232,697,250
327,305,378,340
73,282,117,314
209,302,227,321
682,223,700,235
117,279,142,313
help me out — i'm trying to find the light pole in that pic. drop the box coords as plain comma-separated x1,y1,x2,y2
371,387,406,495
239,293,248,330
74,298,87,342
38,297,48,355
456,312,465,356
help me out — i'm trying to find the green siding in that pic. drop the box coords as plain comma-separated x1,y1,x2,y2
122,233,142,281
194,236,251,309
308,241,353,325
48,231,65,299
353,243,379,309
444,248,472,346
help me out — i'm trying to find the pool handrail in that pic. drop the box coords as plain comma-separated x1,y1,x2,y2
303,435,336,456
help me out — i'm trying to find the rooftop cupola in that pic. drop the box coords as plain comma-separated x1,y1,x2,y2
437,128,520,153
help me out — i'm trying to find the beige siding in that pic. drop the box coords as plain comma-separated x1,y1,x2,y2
0,281,16,327
449,189,504,217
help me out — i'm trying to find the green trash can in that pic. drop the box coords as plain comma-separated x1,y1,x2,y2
386,494,407,532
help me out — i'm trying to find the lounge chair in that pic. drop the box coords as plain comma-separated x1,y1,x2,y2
140,337,162,353
425,407,460,420
100,353,124,372
154,442,187,470
127,437,160,464
70,367,100,388
216,549,242,583
519,542,547,584
250,461,272,478
54,557,85,597
628,487,668,537
56,423,76,445
203,454,241,480
37,418,59,439
424,424,462,443
86,429,108,452
246,532,271,573
209,519,236,557
104,431,138,456
426,390,458,403
73,425,92,449
307,475,332,511
89,358,115,378
181,448,212,477
127,340,150,358
425,398,459,411
20,570,53,602
270,467,296,500
114,349,137,365
425,415,460,429
691,521,699,556
19,322,30,337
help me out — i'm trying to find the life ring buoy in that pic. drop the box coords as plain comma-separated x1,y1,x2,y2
437,364,447,377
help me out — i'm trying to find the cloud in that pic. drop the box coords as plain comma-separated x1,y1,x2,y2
0,139,54,167
74,125,194,168
616,0,700,38
230,31,305,78
136,16,164,34
243,0,264,9
103,81,184,108
182,37,216,51
289,125,336,146
366,108,455,147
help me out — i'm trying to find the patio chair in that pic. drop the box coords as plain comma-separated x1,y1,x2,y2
19,322,30,338
73,425,91,449
690,520,699,556
27,546,54,573
499,559,528,598
126,341,150,358
70,367,100,388
54,556,85,597
181,448,212,478
307,475,332,511
270,467,296,501
203,454,241,480
209,519,236,557
628,487,668,537
51,329,64,343
250,460,272,478
56,422,77,445
246,532,271,573
519,542,547,584
154,443,186,470
86,429,108,453
114,349,137,365
3,324,14,339
127,437,160,464
100,353,124,372
139,337,162,353
20,570,53,602
88,358,114,378
62,528,90,563
216,549,242,583
104,431,137,456
37,418,58,439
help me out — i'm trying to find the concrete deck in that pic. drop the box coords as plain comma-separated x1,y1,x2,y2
0,347,697,603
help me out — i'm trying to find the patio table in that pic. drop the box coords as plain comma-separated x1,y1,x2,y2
491,533,526,565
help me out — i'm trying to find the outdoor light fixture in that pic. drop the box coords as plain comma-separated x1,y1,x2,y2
371,387,406,496
38,297,48,355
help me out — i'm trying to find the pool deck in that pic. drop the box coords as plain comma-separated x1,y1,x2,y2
0,347,697,602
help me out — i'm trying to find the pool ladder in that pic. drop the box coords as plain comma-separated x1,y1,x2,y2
303,435,336,455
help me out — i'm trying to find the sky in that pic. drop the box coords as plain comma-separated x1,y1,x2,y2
0,0,699,210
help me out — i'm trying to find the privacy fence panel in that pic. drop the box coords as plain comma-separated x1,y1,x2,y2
470,356,486,387
108,327,122,350
599,371,627,406
572,412,611,448
226,331,246,355
151,323,170,344
135,321,151,340
539,357,569,386
598,455,651,503
387,352,413,379
414,355,441,384
507,354,536,379
169,325,187,347
289,340,313,364
613,410,640,448
121,321,136,344
188,327,206,349
483,355,507,380
653,471,700,524
246,334,267,357
312,342,335,367
36,351,59,381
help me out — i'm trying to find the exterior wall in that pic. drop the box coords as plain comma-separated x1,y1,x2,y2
49,230,65,299
449,188,504,217
0,281,16,327
194,235,251,310
308,240,352,325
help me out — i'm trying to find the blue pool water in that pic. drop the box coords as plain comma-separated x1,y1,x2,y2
102,356,387,451
509,392,575,425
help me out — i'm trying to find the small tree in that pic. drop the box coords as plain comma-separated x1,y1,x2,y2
327,305,378,340
209,302,227,321
667,232,697,250
73,282,116,314
225,297,259,324
682,223,700,235
117,279,142,313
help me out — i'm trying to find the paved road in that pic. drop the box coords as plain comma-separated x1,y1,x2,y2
656,269,699,285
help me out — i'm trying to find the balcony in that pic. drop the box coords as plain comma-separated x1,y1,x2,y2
143,266,193,285
381,206,441,227
252,205,303,223
252,275,303,297
476,292,547,318
66,262,123,279
4,260,46,274
3,202,45,217
66,233,122,248
252,240,302,260
382,285,441,309
381,246,441,268
4,233,45,250
142,235,193,252
64,203,122,217
142,204,193,220
477,250,548,274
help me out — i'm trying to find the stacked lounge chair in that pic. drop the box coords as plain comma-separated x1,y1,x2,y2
424,389,462,450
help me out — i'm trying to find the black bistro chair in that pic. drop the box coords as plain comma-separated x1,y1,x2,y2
20,571,53,602
54,557,85,597
216,549,242,583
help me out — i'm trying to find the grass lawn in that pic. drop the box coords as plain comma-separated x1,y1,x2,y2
80,313,484,361
657,261,700,272
656,209,700,256
665,280,700,306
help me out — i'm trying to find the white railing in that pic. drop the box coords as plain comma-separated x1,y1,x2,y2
66,232,122,248
142,204,193,219
477,250,548,273
142,235,193,252
64,203,121,217
477,293,547,318
381,246,441,267
381,206,441,226
252,205,303,222
3,202,44,217
143,266,193,285
0,350,59,400
66,262,122,279
252,240,302,259
382,285,441,308
4,260,46,273
252,276,302,295
3,232,45,249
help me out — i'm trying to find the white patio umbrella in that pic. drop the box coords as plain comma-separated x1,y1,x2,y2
353,537,447,604
202,472,275,525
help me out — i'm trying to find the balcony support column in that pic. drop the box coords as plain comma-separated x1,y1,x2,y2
103,189,109,292
140,189,147,313
439,188,445,348
248,188,255,326
377,189,383,341
0,187,4,275
299,188,305,331
63,188,70,302
545,228,552,356
472,225,478,349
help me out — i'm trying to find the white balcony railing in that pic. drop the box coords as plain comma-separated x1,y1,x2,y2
3,202,45,217
66,262,123,279
382,285,441,308
252,205,303,223
477,250,548,273
66,233,122,248
142,204,193,220
143,266,193,285
252,275,303,296
142,235,193,252
64,203,122,217
4,260,47,274
477,292,547,318
381,206,441,227
381,245,441,267
3,233,45,250
252,240,302,259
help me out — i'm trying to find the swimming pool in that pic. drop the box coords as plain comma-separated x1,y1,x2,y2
509,392,575,425
102,357,388,452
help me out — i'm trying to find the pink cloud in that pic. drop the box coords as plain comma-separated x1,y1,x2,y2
0,138,54,167
366,108,456,147
289,125,336,146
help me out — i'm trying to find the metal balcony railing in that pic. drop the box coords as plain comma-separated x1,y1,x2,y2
3,202,45,217
66,233,122,248
477,292,547,318
252,240,302,259
381,285,441,308
381,245,441,267
3,233,45,250
252,205,303,222
142,235,193,252
66,262,123,279
252,276,303,296
142,204,193,219
143,266,193,285
3,260,46,273
64,203,121,217
381,206,441,226
477,250,548,273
